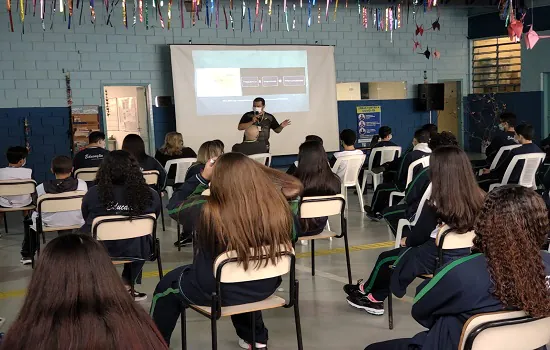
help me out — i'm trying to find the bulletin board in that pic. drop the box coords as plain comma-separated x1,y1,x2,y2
71,106,100,155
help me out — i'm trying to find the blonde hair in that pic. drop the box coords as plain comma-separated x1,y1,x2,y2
159,132,184,156
196,141,224,164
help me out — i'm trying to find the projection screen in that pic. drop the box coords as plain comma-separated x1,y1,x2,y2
170,45,339,156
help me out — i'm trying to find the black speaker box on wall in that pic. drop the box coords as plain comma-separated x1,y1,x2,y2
416,83,445,111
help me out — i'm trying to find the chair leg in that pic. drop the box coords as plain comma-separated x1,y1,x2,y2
294,280,304,350
3,213,8,233
211,317,218,350
181,306,187,350
311,240,315,277
343,233,352,285
356,183,365,212
388,294,394,330
129,267,135,300
177,224,182,252
361,172,368,194
156,240,163,279
251,313,257,350
160,207,166,232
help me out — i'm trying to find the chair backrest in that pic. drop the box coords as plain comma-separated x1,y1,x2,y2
74,167,99,182
410,183,432,226
489,144,521,170
249,153,272,167
459,310,550,350
37,191,86,214
202,188,211,196
299,194,345,219
501,153,545,187
213,244,294,283
165,158,197,184
92,214,157,240
143,170,160,186
0,179,37,196
436,224,475,249
368,146,402,170
406,156,430,187
332,154,366,186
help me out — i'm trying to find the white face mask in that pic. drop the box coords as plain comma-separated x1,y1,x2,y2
254,107,263,113
498,123,506,131
21,160,26,167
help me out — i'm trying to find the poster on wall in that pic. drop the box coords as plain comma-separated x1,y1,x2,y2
117,97,139,132
356,105,382,144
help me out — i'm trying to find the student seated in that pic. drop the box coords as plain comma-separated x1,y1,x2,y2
305,134,323,144
1,234,168,349
365,185,550,350
286,135,325,175
329,129,364,179
478,123,542,191
122,134,167,189
183,140,225,182
383,132,458,235
155,153,302,348
293,141,341,236
73,131,109,173
80,150,161,301
155,132,197,186
345,146,484,316
232,125,269,155
473,112,517,170
21,156,88,265
360,126,398,192
366,129,431,221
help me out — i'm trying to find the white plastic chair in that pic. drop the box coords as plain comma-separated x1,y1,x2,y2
388,156,430,207
74,167,99,182
361,146,402,193
459,310,550,350
331,154,367,212
393,183,432,248
249,153,272,167
164,158,197,198
488,144,521,170
488,152,545,191
0,179,37,234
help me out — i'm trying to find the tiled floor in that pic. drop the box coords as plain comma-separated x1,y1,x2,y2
0,191,426,349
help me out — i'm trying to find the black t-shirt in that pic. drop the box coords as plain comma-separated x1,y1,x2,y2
73,147,110,171
239,112,280,147
231,141,268,156
485,131,517,164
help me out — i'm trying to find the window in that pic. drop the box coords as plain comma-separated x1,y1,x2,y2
472,37,521,94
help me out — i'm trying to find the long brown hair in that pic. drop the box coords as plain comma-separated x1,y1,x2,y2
1,235,167,350
429,145,485,233
473,186,550,318
198,153,302,270
159,131,184,156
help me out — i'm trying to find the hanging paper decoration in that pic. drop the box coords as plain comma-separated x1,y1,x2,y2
210,0,214,26
332,0,337,21
145,0,149,29
255,0,258,15
389,7,393,42
397,3,400,28
433,49,440,59
385,7,388,31
507,16,523,42
179,0,183,27
415,23,424,36
24,117,31,153
361,7,366,28
420,47,431,59
90,0,95,23
292,2,296,29
122,0,127,27
277,3,280,30
324,0,327,22
65,72,72,107
431,17,440,30
241,0,245,31
307,0,310,27
260,5,263,31
317,3,320,24
229,9,234,30
132,0,137,24
413,38,421,51
33,0,36,16
215,0,219,28
268,0,271,15
525,25,550,49
7,0,14,32
247,6,251,32
223,5,227,28
206,0,210,26
67,0,73,29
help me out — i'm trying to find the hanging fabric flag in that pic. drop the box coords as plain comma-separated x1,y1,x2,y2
122,0,127,27
248,6,251,32
230,9,234,30
67,0,73,29
385,7,388,31
140,0,143,22
255,0,258,15
277,3,280,30
285,2,289,30
317,3,320,23
215,0,219,28
389,7,393,42
324,0,327,22
260,5,263,31
241,0,244,31
332,0,337,21
132,0,136,24
397,3,400,28
33,0,36,17
223,5,227,28
191,0,195,25
156,0,164,27
179,0,183,27
40,0,45,29
7,0,14,32
361,7,366,28
167,0,171,28
206,0,210,26
145,0,149,28
307,0,311,27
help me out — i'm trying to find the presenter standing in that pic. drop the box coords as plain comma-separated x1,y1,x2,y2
238,97,291,151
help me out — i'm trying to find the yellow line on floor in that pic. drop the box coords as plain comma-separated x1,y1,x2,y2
0,240,394,300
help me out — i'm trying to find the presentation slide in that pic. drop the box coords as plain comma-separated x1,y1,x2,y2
170,45,339,156
192,50,310,116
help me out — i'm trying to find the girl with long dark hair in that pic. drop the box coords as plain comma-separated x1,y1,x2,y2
345,146,485,315
0,234,168,350
122,133,167,189
156,153,302,349
365,185,550,350
293,140,341,235
80,150,161,301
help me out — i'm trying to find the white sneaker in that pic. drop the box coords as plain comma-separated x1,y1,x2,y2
238,338,267,349
20,257,32,265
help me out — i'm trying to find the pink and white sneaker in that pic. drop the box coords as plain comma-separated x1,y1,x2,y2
238,338,267,349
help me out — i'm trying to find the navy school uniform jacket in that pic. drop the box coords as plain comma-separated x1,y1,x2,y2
80,185,161,260
490,143,543,183
402,167,430,219
166,174,300,306
408,251,550,350
139,155,167,190
394,144,431,191
485,131,517,165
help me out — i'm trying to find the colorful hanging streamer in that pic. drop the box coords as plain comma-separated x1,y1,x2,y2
307,0,311,27
67,0,73,29
122,0,127,27
332,0,337,21
317,3,320,23
397,3,400,28
229,9,234,30
90,0,95,23
268,0,271,15
292,2,296,29
206,0,210,26
139,0,143,21
324,0,327,22
167,0,171,28
247,6,251,32
215,0,219,28
223,5,228,29
285,2,289,30
361,7,366,28
179,0,183,27
260,5,263,31
132,0,136,24
145,0,148,29
7,0,14,32
255,0,258,15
